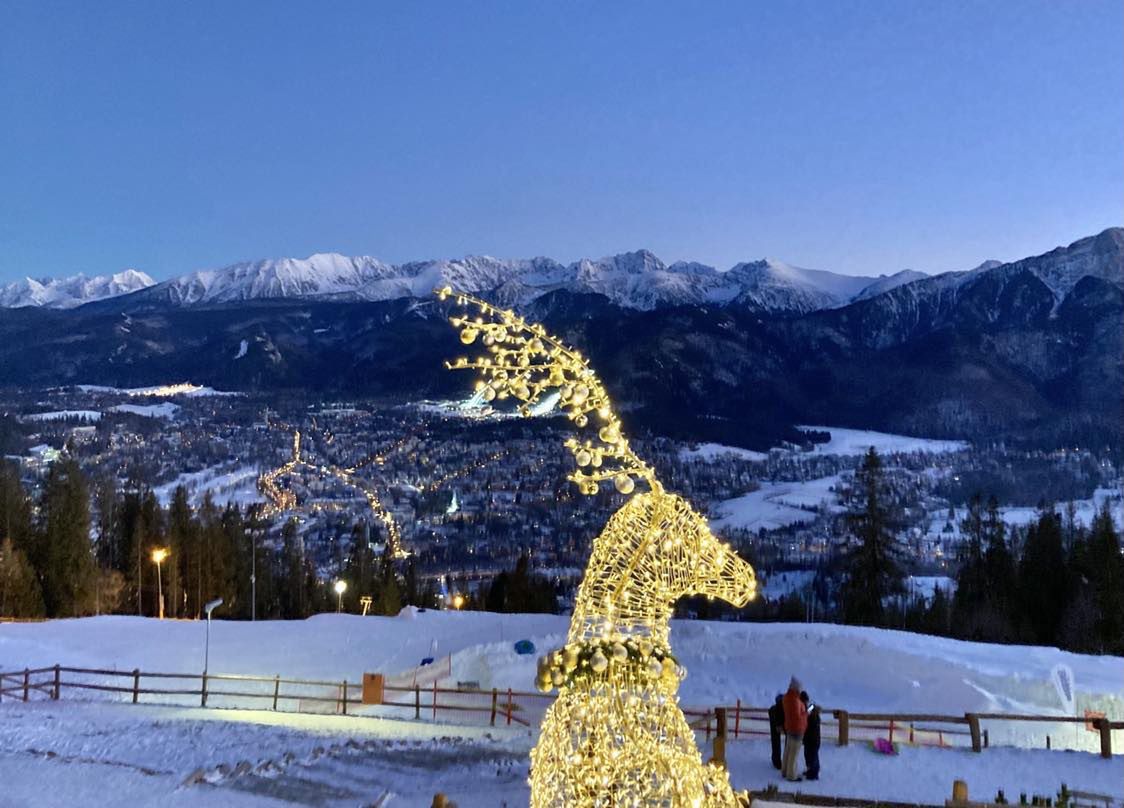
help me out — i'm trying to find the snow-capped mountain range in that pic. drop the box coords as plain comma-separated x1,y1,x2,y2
0,270,154,309
18,251,931,313
3,229,1120,313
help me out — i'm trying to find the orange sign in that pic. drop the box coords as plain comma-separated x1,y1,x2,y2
1084,709,1105,732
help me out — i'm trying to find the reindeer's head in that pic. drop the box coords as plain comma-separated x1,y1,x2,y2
571,491,757,645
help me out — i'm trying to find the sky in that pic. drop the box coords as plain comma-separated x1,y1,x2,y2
0,1,1121,283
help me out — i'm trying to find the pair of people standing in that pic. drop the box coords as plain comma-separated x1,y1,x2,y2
768,677,820,781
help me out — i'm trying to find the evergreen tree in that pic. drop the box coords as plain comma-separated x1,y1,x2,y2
167,486,193,618
280,518,309,618
1083,504,1123,652
0,537,44,617
344,524,379,608
951,494,988,635
0,461,34,554
34,457,97,616
1019,510,1069,646
375,544,401,616
838,448,905,626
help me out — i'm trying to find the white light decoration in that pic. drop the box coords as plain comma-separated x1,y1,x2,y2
438,288,757,807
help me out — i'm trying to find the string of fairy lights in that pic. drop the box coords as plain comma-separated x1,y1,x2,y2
256,429,405,558
439,287,757,808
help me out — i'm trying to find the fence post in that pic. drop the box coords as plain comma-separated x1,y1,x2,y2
201,673,208,707
712,707,728,769
23,668,29,702
505,688,513,726
52,665,60,700
983,729,988,749
966,714,981,752
132,669,140,704
341,681,348,716
834,710,849,746
1096,719,1112,759
432,680,438,721
414,685,421,720
272,675,280,711
734,699,741,739
889,719,895,744
490,688,498,727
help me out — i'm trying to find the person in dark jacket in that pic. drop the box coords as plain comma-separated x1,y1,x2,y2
767,694,785,770
800,690,820,780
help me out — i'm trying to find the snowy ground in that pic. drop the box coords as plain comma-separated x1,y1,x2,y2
2,613,1121,806
793,426,969,457
0,700,1119,808
153,464,264,508
710,475,845,531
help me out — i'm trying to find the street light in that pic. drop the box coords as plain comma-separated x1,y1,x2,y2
151,548,169,619
452,593,465,610
203,598,223,675
334,580,347,613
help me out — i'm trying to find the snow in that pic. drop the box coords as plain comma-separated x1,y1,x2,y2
760,570,816,600
132,248,938,313
926,488,1124,540
234,339,249,359
0,269,154,309
792,425,970,457
1,614,1121,806
110,402,180,419
680,443,769,463
76,382,241,398
21,410,102,423
711,475,845,531
153,465,263,507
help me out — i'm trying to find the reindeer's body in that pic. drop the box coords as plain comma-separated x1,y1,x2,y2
437,290,756,807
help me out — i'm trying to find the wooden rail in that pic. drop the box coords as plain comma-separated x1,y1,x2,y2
1,664,1119,758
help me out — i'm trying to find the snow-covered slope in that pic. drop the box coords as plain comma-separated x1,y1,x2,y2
0,270,154,308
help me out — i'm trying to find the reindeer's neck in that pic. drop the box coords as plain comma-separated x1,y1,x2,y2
566,547,674,647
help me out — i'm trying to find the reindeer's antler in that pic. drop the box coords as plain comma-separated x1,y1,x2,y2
436,287,659,496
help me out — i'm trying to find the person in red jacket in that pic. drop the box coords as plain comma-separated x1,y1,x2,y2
781,676,807,781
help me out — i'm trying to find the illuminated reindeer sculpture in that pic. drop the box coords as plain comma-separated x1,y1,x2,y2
438,289,757,807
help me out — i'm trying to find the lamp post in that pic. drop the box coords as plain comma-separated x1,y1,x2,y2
452,593,465,610
203,598,223,675
151,548,169,619
334,580,347,613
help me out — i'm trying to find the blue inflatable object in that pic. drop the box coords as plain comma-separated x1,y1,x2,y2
420,656,435,666
513,639,535,655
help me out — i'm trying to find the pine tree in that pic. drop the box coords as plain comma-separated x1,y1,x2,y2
838,448,905,626
1019,510,1069,646
167,486,193,618
34,457,97,616
1083,504,1123,652
375,544,401,616
951,494,988,636
0,461,34,554
0,537,44,617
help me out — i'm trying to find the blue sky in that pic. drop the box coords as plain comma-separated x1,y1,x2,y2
1,0,1121,282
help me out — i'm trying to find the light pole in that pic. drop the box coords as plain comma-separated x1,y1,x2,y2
203,598,223,675
151,548,169,619
334,580,347,613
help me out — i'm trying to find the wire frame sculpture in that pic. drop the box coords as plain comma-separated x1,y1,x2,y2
438,288,757,807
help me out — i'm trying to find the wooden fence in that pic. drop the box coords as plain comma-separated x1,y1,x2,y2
2,665,1120,759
